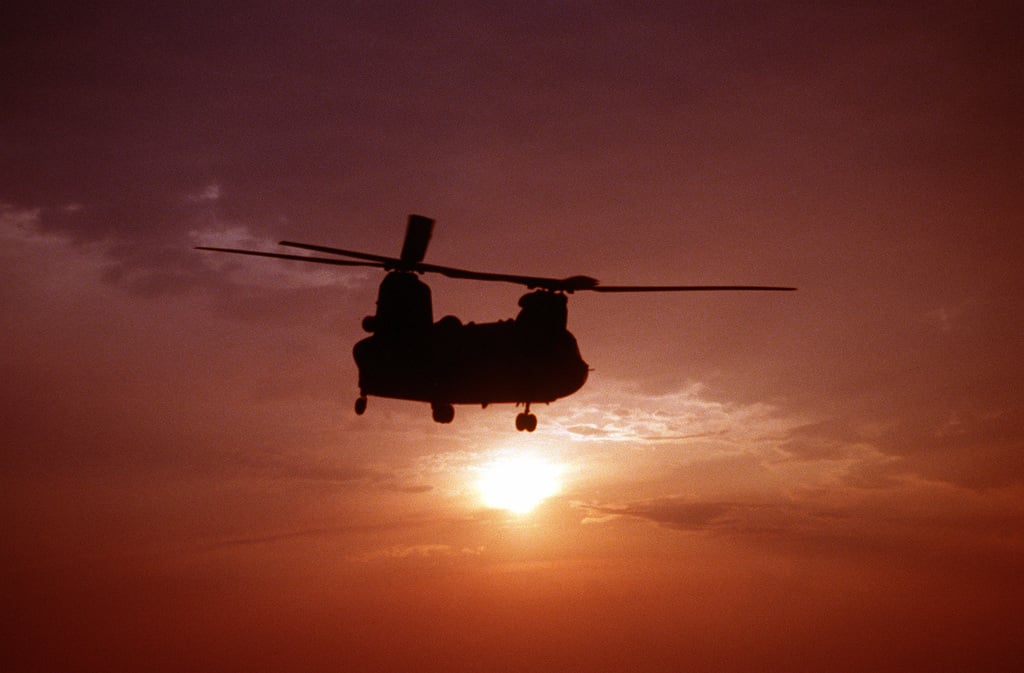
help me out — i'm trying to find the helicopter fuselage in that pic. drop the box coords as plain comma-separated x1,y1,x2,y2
352,272,588,428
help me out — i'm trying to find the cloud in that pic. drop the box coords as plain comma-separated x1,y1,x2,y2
349,544,485,563
547,375,1024,498
0,203,126,313
773,418,901,489
775,405,1024,492
186,183,222,203
1,203,106,263
1,204,42,237
576,494,861,541
548,380,801,446
574,481,1024,571
890,408,1024,490
579,497,734,530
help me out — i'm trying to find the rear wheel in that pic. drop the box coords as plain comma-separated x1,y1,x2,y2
515,412,538,432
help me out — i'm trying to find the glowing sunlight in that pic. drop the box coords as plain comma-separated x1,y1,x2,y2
476,453,563,514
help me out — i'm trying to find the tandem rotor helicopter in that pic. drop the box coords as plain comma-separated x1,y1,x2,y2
197,215,794,431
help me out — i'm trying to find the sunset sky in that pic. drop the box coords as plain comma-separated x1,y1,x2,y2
3,3,1022,671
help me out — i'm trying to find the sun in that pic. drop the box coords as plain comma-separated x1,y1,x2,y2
476,453,562,514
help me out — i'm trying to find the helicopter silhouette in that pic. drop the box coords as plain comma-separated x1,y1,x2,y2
197,215,794,431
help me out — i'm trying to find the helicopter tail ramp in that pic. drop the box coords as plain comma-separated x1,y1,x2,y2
400,214,434,265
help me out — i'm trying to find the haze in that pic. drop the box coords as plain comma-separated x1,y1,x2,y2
3,3,1021,672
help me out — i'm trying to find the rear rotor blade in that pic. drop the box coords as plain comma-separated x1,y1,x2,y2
400,214,434,265
277,241,398,266
280,214,435,269
415,263,594,291
195,246,385,268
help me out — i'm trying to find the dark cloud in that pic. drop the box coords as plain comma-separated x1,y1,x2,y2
887,408,1024,490
577,487,1024,584
778,405,1024,491
582,497,734,531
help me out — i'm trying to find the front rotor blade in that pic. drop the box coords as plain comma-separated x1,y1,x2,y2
590,285,796,292
195,246,385,268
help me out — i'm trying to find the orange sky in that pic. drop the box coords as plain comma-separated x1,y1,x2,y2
3,3,1022,672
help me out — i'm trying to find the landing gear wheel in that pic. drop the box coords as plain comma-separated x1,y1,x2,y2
515,412,538,432
354,396,367,415
431,402,455,424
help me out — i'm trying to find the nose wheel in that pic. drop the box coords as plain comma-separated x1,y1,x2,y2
515,404,538,432
431,402,455,424
354,395,367,415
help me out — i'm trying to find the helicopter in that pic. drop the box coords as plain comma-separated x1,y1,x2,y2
197,214,794,431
